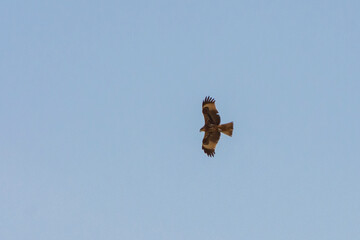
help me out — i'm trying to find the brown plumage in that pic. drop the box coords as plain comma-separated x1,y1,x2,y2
200,96,233,157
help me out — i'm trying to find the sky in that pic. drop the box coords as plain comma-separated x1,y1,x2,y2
1,0,360,239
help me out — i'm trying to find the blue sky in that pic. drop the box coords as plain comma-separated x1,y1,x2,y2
1,1,360,239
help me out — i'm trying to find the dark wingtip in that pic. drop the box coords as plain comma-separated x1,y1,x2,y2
202,147,215,157
202,96,216,106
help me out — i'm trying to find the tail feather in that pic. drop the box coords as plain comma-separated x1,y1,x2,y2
219,122,233,136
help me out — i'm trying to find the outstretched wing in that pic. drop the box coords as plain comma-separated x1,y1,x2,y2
202,96,221,125
202,131,221,157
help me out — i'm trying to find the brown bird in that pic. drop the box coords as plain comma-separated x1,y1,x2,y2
200,96,233,157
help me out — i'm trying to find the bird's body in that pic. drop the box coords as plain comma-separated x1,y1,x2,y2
200,124,217,133
200,96,233,157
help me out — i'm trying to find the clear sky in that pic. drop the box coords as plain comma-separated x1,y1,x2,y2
1,1,360,239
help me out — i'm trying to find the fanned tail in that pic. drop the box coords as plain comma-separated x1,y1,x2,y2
219,122,233,136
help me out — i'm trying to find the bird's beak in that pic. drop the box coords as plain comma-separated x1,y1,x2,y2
200,127,204,132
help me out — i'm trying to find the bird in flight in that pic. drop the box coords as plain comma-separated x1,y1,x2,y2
200,96,233,157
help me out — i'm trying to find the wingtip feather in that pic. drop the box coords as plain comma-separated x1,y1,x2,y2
202,96,216,106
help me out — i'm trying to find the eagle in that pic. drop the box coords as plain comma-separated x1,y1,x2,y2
200,96,233,157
